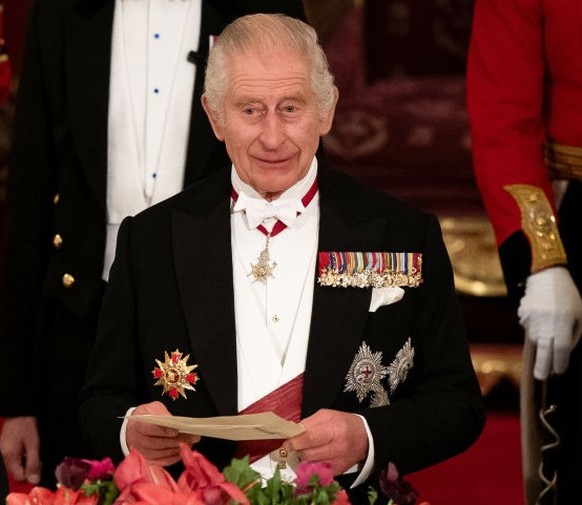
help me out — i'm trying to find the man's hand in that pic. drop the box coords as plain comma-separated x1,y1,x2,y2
282,409,368,475
126,401,200,467
518,266,582,380
0,416,41,484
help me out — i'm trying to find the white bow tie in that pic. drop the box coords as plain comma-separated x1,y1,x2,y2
233,192,304,230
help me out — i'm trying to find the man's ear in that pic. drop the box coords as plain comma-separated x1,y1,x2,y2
201,94,225,141
318,86,339,137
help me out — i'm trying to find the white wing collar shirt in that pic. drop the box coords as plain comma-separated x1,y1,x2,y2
231,158,320,412
105,0,201,280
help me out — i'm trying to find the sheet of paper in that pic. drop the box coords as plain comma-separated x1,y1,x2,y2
127,412,304,441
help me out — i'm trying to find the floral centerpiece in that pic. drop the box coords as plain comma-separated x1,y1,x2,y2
6,444,429,505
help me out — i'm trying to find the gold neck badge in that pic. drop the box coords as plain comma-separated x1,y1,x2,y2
249,234,277,283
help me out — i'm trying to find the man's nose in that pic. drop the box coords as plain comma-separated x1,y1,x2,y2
258,112,285,149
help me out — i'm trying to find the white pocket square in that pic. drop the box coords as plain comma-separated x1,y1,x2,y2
369,286,405,312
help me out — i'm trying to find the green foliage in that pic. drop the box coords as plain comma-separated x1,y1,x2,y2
82,479,119,505
223,457,342,505
223,456,262,492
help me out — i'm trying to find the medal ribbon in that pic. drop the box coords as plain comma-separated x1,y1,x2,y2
318,252,423,275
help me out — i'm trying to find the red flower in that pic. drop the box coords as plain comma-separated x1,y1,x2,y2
54,487,99,505
55,457,92,490
378,462,419,505
7,487,54,505
113,444,248,505
114,447,180,503
331,489,351,505
177,444,249,505
6,486,98,505
126,483,204,505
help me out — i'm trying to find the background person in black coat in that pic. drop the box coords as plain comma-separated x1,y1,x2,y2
80,13,485,496
0,0,306,488
0,454,7,503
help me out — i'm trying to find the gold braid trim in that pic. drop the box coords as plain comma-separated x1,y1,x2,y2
504,184,567,273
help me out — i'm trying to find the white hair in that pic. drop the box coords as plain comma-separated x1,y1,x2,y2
203,13,336,120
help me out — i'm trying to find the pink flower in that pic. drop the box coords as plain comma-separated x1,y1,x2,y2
295,461,334,490
82,457,115,481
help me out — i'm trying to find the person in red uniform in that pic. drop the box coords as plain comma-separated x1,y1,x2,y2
467,1,582,503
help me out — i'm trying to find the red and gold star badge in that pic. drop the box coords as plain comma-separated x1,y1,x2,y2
152,349,199,400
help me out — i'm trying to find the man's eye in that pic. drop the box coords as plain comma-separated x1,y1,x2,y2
283,105,297,113
243,107,255,115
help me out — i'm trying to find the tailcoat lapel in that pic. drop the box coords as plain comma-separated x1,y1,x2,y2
67,0,114,209
302,168,387,416
171,173,238,415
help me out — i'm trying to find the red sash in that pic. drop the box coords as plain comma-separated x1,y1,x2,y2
235,373,304,463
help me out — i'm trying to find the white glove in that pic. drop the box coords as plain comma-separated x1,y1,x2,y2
518,266,582,380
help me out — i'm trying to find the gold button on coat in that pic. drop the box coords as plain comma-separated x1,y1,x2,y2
53,234,63,249
53,193,60,205
62,273,75,288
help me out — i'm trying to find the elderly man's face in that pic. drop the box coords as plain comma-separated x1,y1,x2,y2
204,47,336,199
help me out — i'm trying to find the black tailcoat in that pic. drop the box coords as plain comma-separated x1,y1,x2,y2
80,164,485,487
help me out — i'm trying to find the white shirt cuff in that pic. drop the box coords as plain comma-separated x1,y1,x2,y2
347,414,375,488
120,406,137,456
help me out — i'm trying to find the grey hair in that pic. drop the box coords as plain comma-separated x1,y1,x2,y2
203,13,336,120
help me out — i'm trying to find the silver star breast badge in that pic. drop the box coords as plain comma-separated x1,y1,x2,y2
387,337,415,393
344,341,389,404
